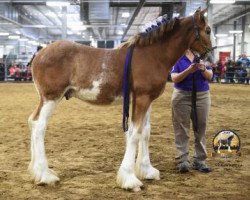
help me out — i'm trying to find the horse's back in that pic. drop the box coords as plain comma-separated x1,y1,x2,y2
32,40,124,102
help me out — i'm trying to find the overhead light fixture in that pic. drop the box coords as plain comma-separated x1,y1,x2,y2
28,40,39,45
0,22,12,25
215,34,228,37
70,26,86,31
19,38,28,41
67,31,73,35
8,35,20,39
117,30,124,35
6,45,14,49
0,32,9,36
229,30,243,34
210,0,235,4
46,1,70,7
122,12,130,18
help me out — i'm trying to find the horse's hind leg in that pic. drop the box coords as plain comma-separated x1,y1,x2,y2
28,98,59,185
135,106,160,180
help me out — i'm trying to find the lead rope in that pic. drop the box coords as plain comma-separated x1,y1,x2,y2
191,55,200,132
123,45,135,132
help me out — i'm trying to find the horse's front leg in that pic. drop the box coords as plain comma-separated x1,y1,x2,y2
228,143,232,152
217,142,221,153
135,106,160,180
117,95,151,191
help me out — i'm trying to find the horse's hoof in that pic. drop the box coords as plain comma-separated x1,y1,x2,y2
36,181,47,186
132,186,141,192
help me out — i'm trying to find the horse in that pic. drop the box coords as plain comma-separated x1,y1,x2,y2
28,8,212,192
217,132,235,153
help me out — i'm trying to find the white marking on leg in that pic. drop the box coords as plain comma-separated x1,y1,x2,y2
30,100,59,184
135,107,160,180
117,123,143,190
28,115,37,173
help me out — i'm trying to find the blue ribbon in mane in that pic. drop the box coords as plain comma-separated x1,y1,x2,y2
123,45,135,132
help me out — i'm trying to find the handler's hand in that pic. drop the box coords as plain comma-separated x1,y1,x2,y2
188,64,198,73
195,63,206,72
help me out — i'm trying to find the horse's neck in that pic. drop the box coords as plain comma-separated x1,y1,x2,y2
156,20,194,69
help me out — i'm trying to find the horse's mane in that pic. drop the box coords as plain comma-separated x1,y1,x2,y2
118,17,180,48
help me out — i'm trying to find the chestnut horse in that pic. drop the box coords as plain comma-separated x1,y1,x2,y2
28,8,212,191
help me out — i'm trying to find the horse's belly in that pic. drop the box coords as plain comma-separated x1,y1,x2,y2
74,81,101,102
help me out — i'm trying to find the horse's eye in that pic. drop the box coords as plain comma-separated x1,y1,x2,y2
206,27,211,35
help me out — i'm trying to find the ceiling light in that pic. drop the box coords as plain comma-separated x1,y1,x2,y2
67,31,73,35
215,34,228,37
68,22,83,26
46,1,70,7
28,41,39,45
8,35,20,39
0,22,11,25
19,38,28,41
6,45,14,49
36,25,47,28
117,30,124,35
122,12,130,18
210,0,235,4
229,30,243,34
70,26,86,31
0,32,9,36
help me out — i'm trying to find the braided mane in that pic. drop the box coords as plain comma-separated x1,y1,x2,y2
119,17,179,48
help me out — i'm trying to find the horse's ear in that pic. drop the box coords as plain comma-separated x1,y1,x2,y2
195,7,201,13
194,7,207,27
201,8,207,16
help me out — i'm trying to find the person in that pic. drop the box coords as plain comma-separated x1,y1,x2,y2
170,49,213,173
225,59,235,83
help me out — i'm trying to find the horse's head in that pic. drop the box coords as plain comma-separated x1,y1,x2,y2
189,8,213,58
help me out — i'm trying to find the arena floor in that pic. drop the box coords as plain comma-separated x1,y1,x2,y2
0,83,249,200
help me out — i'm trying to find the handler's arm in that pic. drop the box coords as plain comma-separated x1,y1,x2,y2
197,63,213,80
171,64,197,83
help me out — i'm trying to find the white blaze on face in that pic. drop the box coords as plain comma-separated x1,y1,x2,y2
76,79,101,101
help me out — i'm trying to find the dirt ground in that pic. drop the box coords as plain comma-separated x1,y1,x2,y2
0,83,249,200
